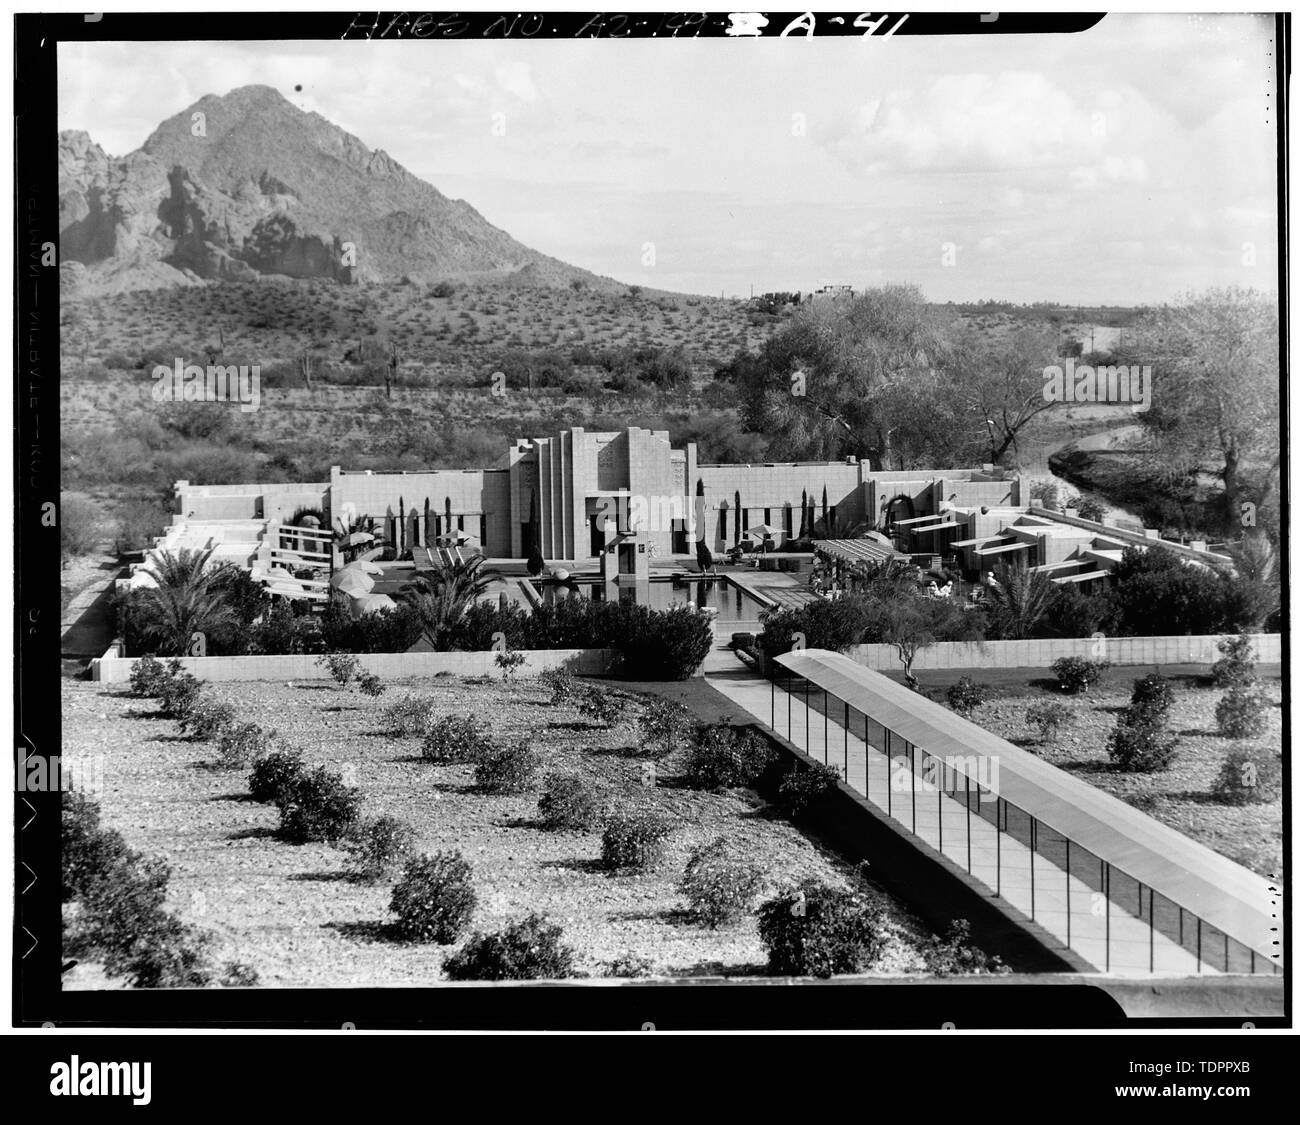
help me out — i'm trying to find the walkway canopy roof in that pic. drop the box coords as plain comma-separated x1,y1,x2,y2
812,538,904,566
775,649,1275,961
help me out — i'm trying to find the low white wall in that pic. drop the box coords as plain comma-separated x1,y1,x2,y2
91,648,619,684
845,633,1281,672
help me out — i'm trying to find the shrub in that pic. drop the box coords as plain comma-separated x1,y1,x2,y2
756,881,889,978
945,676,992,718
1215,683,1271,739
389,852,476,943
683,724,777,789
474,741,541,793
1129,672,1174,724
356,670,385,697
605,953,655,978
62,792,214,988
128,654,170,698
637,697,694,759
1025,701,1070,747
62,789,129,902
576,687,625,727
1212,746,1282,805
679,840,764,927
614,603,713,680
177,696,235,740
247,747,305,804
157,664,202,718
601,808,674,871
1051,656,1109,694
775,762,842,817
918,920,1008,976
344,815,418,882
276,766,363,843
420,715,492,764
1106,714,1178,773
114,499,170,556
382,694,437,737
442,913,576,981
537,773,607,831
494,650,527,681
60,493,102,562
1210,634,1257,688
214,722,275,769
539,667,579,705
316,652,361,687
220,962,261,987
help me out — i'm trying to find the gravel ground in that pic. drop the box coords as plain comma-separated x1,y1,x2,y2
967,677,1284,880
62,675,937,988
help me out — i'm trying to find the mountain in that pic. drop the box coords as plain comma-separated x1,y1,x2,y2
59,84,609,294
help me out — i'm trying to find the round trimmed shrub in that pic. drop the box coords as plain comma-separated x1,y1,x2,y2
775,762,841,817
1051,656,1109,694
389,851,476,943
158,667,202,718
684,723,777,790
474,741,541,793
679,839,763,928
420,715,492,763
344,815,418,881
1106,716,1178,773
442,913,576,980
1210,634,1257,688
600,808,673,871
537,773,606,832
1213,746,1282,805
275,766,362,843
756,881,889,978
247,748,305,803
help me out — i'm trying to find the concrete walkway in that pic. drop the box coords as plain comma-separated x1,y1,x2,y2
704,653,1215,977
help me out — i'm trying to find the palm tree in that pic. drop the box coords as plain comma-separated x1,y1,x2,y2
982,563,1056,639
401,554,502,604
1223,535,1281,628
400,587,471,650
132,546,241,655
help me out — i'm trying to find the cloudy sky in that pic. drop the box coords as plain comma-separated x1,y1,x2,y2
60,14,1279,303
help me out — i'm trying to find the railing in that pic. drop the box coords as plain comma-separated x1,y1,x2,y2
764,662,1279,977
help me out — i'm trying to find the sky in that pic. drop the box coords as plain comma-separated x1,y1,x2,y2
59,14,1280,303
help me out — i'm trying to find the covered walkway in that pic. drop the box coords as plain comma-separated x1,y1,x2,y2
704,649,1279,977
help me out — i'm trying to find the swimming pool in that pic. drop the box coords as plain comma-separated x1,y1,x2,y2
536,577,769,624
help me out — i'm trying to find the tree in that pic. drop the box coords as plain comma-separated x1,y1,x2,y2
734,284,954,467
1221,535,1281,629
797,489,809,539
129,546,242,656
950,325,1064,466
982,565,1057,639
861,592,982,691
526,488,544,576
1119,288,1280,518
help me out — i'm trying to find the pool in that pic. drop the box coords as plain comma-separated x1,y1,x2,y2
536,577,769,624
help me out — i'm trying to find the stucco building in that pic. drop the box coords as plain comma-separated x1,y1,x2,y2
173,425,1028,564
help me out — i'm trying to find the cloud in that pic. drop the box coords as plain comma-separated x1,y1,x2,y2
820,72,1101,175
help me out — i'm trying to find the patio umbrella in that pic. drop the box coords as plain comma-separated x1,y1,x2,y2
344,531,375,547
351,592,396,618
342,559,385,576
299,514,321,528
748,523,780,540
330,568,374,596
